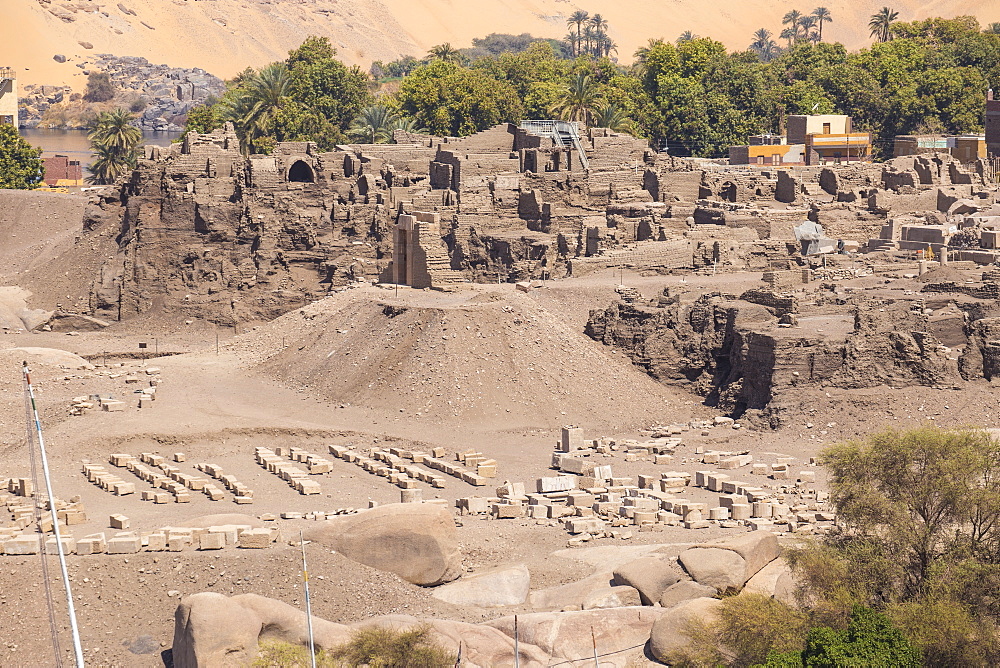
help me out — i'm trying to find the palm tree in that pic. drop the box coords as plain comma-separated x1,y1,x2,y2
812,7,832,41
783,9,804,40
87,108,142,185
387,116,426,142
869,7,899,43
222,62,290,154
590,14,609,42
582,26,598,56
427,43,461,63
567,10,589,56
799,16,818,42
780,26,798,47
676,31,698,44
591,101,633,133
550,73,601,125
634,38,665,62
988,22,1000,35
750,28,780,62
564,32,579,57
347,105,400,144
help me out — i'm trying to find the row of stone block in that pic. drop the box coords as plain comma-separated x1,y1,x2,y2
194,462,253,503
1,524,279,556
256,448,320,495
4,478,33,498
370,450,446,488
421,456,488,486
453,450,498,478
274,447,333,474
81,463,136,496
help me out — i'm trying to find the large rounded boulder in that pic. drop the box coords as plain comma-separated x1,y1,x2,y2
305,502,462,586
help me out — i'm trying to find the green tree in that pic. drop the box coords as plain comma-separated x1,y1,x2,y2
677,31,699,44
285,36,372,141
397,60,523,136
87,108,141,185
221,61,290,154
800,606,922,667
870,7,900,43
83,71,116,103
0,125,44,189
329,625,454,667
590,100,634,132
183,104,223,134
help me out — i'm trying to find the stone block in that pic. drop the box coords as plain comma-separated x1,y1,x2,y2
107,535,141,554
199,532,226,550
536,476,576,493
102,401,126,412
400,489,422,503
4,536,40,555
110,514,130,529
492,504,526,519
146,533,167,551
238,528,271,549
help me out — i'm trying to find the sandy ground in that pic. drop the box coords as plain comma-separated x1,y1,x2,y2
3,0,998,89
3,264,1000,665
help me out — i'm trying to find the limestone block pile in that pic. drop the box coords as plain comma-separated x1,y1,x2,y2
194,462,253,503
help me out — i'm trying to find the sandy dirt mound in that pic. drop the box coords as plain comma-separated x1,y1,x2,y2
238,285,691,428
0,190,119,313
5,0,997,88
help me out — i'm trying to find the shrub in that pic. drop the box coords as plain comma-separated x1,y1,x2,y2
329,625,455,668
84,71,116,102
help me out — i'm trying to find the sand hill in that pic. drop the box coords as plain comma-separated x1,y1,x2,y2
3,0,997,89
239,285,696,429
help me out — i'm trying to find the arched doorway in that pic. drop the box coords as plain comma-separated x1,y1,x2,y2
288,160,314,183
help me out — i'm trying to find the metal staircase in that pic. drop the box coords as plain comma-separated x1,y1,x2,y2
520,120,589,170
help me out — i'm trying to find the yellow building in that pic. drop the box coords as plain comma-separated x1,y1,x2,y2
0,68,16,126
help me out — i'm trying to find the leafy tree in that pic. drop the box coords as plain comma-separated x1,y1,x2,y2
397,60,523,136
824,426,1000,595
83,71,115,103
221,62,290,154
800,606,922,667
183,104,223,134
285,36,372,141
0,125,44,189
870,7,900,43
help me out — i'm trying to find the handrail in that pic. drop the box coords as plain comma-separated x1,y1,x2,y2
520,119,589,170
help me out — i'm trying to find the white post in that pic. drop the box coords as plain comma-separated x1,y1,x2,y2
22,362,85,668
299,531,317,668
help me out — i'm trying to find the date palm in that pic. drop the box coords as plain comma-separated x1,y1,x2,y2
550,73,600,125
221,61,290,154
348,104,400,144
812,7,832,41
869,7,899,43
783,9,803,40
427,43,461,63
780,26,797,47
567,10,589,56
676,30,698,44
799,16,818,42
86,108,142,184
591,101,634,133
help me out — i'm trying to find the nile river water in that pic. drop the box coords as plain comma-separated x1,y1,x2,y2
20,128,182,170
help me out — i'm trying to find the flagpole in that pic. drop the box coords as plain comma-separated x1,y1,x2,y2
23,362,85,668
299,530,316,668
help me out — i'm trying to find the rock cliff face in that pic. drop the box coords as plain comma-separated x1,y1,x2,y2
586,289,964,423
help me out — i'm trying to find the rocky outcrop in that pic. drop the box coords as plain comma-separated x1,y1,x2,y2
649,597,724,664
586,289,964,422
19,55,224,130
431,563,530,607
304,503,462,586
